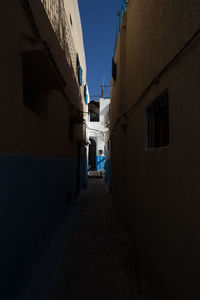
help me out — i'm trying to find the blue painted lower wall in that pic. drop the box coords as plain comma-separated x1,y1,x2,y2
104,159,112,191
96,155,106,172
81,159,88,189
0,154,83,299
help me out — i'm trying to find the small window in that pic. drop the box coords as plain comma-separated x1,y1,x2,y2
76,54,82,86
78,65,83,85
23,82,48,119
76,54,80,68
145,89,169,148
89,101,100,122
112,57,117,81
90,112,99,122
84,85,88,105
70,14,73,26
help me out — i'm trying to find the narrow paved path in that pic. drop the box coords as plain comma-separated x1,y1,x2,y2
53,178,156,300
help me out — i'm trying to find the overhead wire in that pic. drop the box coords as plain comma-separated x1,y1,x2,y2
111,26,200,135
86,124,108,135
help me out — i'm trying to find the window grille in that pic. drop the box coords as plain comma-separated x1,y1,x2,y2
146,90,169,148
89,101,100,122
90,113,99,122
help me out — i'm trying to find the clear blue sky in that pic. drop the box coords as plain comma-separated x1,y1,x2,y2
78,0,123,97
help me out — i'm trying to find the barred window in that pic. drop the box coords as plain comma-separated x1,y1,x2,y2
145,90,169,148
89,101,99,122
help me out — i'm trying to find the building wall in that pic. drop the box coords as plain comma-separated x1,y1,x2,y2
0,1,87,297
40,0,87,110
87,98,110,172
63,0,87,111
0,154,77,300
64,0,86,76
111,1,200,299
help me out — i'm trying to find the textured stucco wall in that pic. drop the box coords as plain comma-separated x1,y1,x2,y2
64,0,86,79
0,0,82,157
87,98,110,172
111,1,200,299
0,2,88,298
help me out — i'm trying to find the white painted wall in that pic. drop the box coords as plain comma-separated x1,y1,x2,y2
87,98,110,156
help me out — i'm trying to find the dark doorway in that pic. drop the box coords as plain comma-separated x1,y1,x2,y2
89,138,96,171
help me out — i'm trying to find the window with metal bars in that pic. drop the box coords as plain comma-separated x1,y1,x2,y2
145,89,169,148
89,101,99,122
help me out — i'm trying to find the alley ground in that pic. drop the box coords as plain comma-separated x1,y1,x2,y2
18,178,157,300
52,178,156,300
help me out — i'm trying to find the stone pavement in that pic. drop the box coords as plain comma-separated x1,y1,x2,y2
52,178,156,300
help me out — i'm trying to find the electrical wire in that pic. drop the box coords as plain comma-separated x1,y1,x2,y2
21,1,112,124
111,26,200,134
86,124,108,135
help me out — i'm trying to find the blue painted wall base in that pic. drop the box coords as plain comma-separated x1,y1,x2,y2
0,154,81,299
104,159,112,191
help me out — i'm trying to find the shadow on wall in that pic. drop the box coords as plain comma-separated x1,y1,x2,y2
0,154,77,300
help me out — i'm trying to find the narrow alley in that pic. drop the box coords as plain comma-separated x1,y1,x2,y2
52,178,156,300
2,1,200,299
